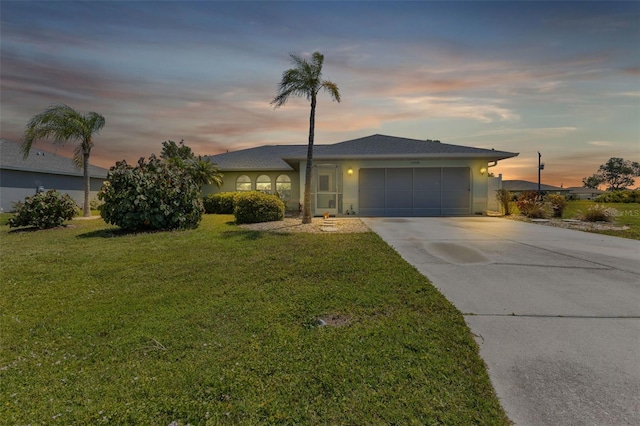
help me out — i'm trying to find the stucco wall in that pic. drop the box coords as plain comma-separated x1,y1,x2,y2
202,170,301,211
0,169,105,212
300,158,492,215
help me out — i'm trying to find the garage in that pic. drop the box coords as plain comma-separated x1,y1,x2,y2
359,167,471,216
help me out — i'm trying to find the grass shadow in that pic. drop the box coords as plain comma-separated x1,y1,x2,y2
76,227,166,239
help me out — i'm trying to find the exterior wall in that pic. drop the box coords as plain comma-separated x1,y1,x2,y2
202,170,301,211
0,169,105,212
300,158,492,216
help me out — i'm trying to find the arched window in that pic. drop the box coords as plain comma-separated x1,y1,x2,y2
236,175,252,191
275,174,292,200
256,175,272,193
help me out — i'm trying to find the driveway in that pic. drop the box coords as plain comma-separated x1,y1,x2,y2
362,217,640,425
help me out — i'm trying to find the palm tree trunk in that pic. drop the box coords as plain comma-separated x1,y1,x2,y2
302,95,317,224
83,149,91,217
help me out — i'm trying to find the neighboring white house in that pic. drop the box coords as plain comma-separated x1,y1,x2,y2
566,186,605,200
205,134,518,217
0,138,109,212
502,180,571,198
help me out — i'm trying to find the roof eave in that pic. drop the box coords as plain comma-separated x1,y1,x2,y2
283,152,519,162
0,165,108,178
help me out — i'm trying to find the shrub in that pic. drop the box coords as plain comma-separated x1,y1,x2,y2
546,194,568,218
595,190,640,203
234,191,284,224
577,205,618,222
516,191,550,219
8,190,79,229
495,189,512,215
98,155,203,231
203,192,237,214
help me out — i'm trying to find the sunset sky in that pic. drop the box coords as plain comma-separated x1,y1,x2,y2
1,1,638,187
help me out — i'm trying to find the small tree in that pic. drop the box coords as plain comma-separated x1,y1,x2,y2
160,139,223,189
583,158,640,191
582,175,604,189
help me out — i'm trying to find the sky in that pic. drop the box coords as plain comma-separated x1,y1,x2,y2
1,1,638,187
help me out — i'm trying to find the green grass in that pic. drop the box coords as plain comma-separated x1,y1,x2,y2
507,201,640,240
0,215,508,425
563,201,640,239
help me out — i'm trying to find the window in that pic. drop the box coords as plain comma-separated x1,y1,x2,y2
256,175,272,193
236,175,252,191
275,174,292,200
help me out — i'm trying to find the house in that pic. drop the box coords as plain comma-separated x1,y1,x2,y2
0,138,109,212
205,134,518,217
502,180,571,198
566,186,605,200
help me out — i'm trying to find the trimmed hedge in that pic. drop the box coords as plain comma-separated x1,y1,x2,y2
8,189,79,229
203,192,237,214
234,191,284,224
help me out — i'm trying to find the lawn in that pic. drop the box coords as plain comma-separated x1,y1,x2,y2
0,215,508,425
562,201,640,239
505,200,640,240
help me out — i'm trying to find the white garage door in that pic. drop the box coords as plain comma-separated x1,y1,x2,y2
359,167,471,216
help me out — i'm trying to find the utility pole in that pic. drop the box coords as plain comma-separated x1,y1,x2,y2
537,152,545,197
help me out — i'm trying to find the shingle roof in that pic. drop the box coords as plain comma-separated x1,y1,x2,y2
207,134,519,171
502,180,569,192
1,138,109,178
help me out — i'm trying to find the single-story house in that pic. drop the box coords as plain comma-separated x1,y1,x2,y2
0,138,109,212
566,186,605,200
502,180,571,198
205,134,518,217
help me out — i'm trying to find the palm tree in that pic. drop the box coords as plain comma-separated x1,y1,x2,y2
191,156,223,189
22,104,106,217
271,52,341,224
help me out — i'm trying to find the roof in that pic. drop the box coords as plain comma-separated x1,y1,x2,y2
502,180,570,192
565,187,605,194
1,138,109,178
207,134,519,171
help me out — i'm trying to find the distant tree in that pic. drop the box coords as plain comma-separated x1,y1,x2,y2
584,157,640,191
271,52,341,224
160,139,223,189
582,175,604,189
22,104,106,217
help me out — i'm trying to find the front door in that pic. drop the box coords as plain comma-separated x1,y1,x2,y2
314,166,339,215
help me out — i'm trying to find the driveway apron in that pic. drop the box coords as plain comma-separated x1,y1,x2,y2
362,217,640,426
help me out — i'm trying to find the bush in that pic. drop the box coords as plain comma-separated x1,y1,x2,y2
495,189,512,215
577,205,618,222
516,191,550,219
546,194,568,218
8,190,79,229
234,191,284,224
595,190,640,203
98,156,203,231
203,192,237,214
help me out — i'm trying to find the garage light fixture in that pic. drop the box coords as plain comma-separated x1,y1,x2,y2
347,168,354,176
480,167,487,175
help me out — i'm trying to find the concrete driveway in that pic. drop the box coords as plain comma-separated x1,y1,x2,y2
362,217,640,425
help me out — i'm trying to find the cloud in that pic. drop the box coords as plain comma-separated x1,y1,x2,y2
588,141,614,147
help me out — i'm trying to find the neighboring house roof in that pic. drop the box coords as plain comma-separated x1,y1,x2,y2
207,134,518,171
566,187,605,195
0,138,109,178
503,180,569,192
